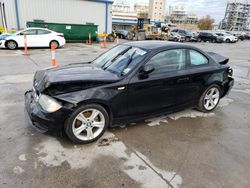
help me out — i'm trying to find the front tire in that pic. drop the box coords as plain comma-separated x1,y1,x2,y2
64,104,109,144
197,84,221,113
6,40,18,50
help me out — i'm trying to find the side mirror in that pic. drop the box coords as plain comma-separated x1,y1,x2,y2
139,64,155,79
143,64,155,74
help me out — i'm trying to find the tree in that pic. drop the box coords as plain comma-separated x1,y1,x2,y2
197,15,215,30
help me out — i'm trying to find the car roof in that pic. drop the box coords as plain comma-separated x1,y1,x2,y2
25,27,50,30
123,41,191,51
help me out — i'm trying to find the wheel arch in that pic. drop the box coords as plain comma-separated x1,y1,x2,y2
75,99,113,126
49,40,59,47
203,81,224,97
5,39,18,48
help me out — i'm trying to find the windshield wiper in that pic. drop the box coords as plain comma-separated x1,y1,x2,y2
120,50,137,76
101,47,132,70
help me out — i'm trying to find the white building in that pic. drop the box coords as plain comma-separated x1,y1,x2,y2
149,0,166,22
134,3,149,14
0,0,113,33
112,1,137,30
112,0,131,13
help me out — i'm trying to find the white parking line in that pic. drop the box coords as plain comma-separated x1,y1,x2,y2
0,74,33,84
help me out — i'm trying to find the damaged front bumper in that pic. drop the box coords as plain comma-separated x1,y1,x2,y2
0,40,6,48
24,90,72,135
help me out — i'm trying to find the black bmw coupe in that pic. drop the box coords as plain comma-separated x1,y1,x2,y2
25,41,234,143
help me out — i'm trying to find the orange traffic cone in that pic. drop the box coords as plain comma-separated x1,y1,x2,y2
51,43,58,67
88,32,92,45
23,34,28,55
116,36,120,44
100,36,107,48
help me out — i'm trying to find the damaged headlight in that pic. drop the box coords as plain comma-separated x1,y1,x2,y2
38,94,62,112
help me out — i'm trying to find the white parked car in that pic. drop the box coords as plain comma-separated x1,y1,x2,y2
0,27,66,49
215,32,238,43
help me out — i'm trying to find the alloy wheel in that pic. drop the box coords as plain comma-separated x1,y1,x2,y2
203,87,220,110
51,41,59,49
72,109,105,141
7,41,17,49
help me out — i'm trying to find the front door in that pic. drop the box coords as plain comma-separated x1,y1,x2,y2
18,29,38,47
128,49,189,116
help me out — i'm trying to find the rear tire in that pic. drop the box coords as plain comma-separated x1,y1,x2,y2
6,40,18,50
197,84,221,113
226,39,231,43
49,40,59,49
64,104,109,144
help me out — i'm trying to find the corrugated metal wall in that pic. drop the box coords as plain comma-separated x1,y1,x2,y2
0,0,16,30
1,0,112,33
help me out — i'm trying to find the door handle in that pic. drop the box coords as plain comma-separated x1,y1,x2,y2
177,77,189,83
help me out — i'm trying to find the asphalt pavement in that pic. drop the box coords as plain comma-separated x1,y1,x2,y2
0,41,250,188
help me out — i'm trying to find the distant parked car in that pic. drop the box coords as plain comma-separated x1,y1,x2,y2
197,32,223,43
2,27,66,50
244,33,250,40
215,32,238,43
168,32,185,42
171,29,195,42
0,33,12,40
115,30,129,39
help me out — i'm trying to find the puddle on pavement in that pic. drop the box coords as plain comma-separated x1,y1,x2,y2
27,132,182,187
145,97,233,127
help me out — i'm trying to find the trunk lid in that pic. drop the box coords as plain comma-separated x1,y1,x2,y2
207,52,229,65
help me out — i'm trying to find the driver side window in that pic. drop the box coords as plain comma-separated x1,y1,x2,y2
147,49,186,75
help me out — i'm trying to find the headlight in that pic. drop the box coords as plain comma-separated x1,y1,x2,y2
38,94,62,112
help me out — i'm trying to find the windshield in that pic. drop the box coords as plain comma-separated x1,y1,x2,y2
92,45,147,76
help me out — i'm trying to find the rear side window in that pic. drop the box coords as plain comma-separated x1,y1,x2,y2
147,49,186,74
37,29,51,34
189,50,208,66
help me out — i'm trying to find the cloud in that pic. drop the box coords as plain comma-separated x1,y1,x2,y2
167,0,228,23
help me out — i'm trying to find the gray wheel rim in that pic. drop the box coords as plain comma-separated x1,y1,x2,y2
8,41,16,49
52,42,58,48
204,87,220,110
72,109,105,141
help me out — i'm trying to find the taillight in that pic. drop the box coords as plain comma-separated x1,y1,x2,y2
57,34,64,37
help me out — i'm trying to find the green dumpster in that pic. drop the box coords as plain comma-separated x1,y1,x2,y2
27,21,98,41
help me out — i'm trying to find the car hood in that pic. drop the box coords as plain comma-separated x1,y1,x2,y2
33,63,120,93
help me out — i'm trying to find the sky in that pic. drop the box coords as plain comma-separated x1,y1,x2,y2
124,0,239,24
